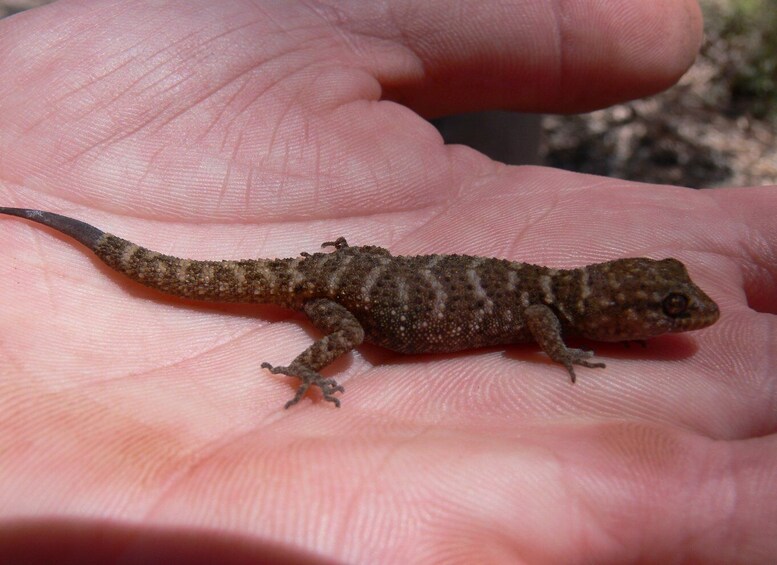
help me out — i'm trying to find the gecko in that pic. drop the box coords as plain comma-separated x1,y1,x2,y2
0,207,720,408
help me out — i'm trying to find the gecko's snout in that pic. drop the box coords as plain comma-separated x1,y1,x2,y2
666,287,720,332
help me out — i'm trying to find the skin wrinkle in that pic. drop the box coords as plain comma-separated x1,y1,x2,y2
217,151,235,208
200,75,253,146
76,29,296,171
78,323,262,392
136,414,280,523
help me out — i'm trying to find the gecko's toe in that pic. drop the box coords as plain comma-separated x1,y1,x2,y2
284,382,311,409
320,392,342,408
577,359,606,370
563,363,578,384
571,348,607,369
318,379,344,407
560,348,606,383
321,237,349,250
312,375,344,408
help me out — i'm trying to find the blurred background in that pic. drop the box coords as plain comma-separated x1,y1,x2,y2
2,0,775,188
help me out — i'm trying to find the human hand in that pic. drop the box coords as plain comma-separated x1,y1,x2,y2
1,1,774,563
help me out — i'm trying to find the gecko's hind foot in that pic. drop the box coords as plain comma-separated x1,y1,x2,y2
261,362,344,409
561,348,606,384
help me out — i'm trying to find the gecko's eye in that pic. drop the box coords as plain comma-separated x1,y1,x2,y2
662,293,689,317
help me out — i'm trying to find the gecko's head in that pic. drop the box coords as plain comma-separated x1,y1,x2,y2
569,257,720,341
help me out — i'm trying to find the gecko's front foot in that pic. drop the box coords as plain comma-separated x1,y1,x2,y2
261,362,344,408
559,348,606,383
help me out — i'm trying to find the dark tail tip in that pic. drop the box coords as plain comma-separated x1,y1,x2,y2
0,207,104,249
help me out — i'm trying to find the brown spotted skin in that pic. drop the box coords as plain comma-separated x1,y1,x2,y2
0,208,721,408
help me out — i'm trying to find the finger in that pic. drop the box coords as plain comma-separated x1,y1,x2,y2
341,0,703,115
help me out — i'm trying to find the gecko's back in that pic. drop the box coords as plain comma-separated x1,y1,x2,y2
298,246,545,353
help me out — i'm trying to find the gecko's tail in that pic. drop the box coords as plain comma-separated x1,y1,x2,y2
0,206,299,305
0,207,104,249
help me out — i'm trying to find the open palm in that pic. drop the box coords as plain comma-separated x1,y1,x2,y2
1,1,775,563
